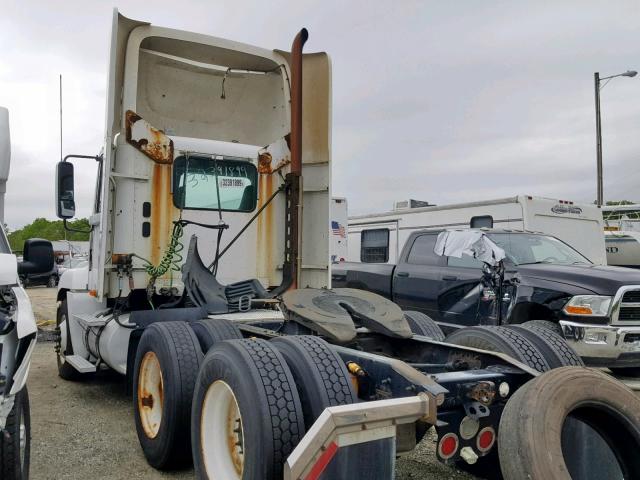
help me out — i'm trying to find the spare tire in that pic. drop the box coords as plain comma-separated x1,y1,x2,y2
191,339,305,480
514,323,583,367
499,367,640,480
133,321,203,469
445,326,550,372
403,311,445,341
190,318,243,352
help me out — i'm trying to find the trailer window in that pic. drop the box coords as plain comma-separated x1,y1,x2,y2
173,156,257,212
361,229,389,263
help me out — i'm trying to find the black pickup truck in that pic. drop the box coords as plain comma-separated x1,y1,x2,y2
332,229,640,374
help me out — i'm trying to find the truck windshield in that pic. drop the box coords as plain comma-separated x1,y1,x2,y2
173,156,257,212
488,233,591,266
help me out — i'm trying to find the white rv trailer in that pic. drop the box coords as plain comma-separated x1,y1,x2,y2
347,195,606,265
602,205,640,268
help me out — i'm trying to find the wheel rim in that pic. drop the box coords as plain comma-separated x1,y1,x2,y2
137,351,164,439
201,380,244,479
19,407,26,470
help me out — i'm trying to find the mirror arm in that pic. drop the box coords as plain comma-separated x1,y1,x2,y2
63,154,102,163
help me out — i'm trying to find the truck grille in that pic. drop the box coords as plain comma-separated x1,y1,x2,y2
619,307,640,321
612,287,640,324
622,291,640,303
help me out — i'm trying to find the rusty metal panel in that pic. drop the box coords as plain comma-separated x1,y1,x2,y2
125,110,174,164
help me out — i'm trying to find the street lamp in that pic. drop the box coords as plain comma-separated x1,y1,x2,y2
594,70,637,206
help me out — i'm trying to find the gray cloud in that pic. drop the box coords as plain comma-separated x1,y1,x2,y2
1,0,639,227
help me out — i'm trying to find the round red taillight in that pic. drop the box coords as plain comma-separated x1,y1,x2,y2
476,427,495,452
438,433,459,459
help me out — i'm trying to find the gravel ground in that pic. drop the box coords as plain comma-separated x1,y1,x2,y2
26,287,477,480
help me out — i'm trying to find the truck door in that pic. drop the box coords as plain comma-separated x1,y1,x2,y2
392,233,443,318
437,256,485,327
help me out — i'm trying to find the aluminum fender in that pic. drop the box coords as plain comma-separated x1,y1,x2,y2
9,336,36,395
13,286,37,338
58,265,89,291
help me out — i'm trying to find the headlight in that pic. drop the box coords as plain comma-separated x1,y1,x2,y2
563,295,612,316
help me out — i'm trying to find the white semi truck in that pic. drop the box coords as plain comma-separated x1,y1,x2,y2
53,10,640,480
0,107,41,479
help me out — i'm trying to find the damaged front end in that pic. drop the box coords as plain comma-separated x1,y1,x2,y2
0,279,37,429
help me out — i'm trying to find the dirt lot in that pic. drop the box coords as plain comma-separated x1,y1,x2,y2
27,287,476,480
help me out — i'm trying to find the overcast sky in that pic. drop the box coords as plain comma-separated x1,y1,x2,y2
0,0,639,228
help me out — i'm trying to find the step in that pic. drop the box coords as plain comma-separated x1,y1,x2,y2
65,355,97,374
72,313,108,328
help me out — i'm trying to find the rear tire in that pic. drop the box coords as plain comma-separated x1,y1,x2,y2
133,321,202,469
506,324,584,368
189,319,243,353
271,335,356,428
191,339,305,480
0,387,30,480
444,326,550,372
520,319,563,336
499,367,640,480
403,311,445,341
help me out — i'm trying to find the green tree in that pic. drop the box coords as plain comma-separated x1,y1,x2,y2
8,218,90,252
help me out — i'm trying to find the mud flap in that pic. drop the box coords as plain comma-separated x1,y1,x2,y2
284,394,434,480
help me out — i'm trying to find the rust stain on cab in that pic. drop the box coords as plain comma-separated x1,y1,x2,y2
125,110,174,165
256,173,274,285
150,164,173,267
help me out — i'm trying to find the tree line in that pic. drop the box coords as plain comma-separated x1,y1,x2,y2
7,218,90,252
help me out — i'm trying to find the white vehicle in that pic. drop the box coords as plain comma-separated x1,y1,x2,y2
348,195,606,265
603,204,640,268
330,197,348,262
0,107,40,479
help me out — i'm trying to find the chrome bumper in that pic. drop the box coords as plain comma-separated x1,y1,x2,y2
560,320,640,365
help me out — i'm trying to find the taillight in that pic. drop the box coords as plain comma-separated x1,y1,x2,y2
438,433,459,460
476,427,496,453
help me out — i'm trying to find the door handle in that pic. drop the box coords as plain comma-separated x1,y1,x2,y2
442,275,458,281
396,272,409,278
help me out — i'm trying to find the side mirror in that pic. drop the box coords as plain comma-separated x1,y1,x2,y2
17,239,54,276
56,161,75,219
0,253,18,285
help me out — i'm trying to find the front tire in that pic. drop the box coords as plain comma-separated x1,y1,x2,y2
133,321,203,469
55,300,82,381
0,387,31,480
47,275,58,288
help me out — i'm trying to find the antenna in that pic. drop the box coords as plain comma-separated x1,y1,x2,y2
59,74,63,162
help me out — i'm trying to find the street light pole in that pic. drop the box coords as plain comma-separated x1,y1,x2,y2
593,69,637,207
594,72,603,206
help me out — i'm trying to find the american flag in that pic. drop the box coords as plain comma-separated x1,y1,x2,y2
331,221,346,238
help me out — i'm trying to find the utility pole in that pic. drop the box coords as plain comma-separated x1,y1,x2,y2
593,70,637,207
594,72,603,206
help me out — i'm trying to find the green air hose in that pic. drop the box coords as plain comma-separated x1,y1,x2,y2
144,222,185,280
